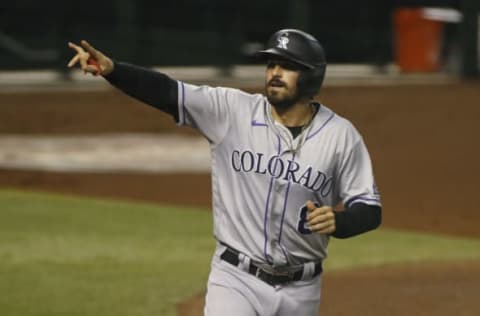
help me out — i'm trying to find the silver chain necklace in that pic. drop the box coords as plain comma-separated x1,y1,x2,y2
271,103,316,155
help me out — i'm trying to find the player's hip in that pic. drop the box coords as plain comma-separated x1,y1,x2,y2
212,241,323,287
206,249,322,316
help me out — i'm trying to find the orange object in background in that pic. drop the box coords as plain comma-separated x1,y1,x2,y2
394,8,444,72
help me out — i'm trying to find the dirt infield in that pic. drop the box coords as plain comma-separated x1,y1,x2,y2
0,169,212,207
2,83,479,237
1,82,480,315
178,260,480,316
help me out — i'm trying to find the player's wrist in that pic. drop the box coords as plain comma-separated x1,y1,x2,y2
101,58,115,77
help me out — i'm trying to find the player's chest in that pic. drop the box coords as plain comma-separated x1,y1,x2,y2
226,124,338,190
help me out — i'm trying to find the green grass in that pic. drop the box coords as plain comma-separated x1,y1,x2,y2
1,189,479,315
326,229,480,270
0,189,213,316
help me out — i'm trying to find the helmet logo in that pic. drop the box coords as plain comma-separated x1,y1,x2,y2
277,32,289,50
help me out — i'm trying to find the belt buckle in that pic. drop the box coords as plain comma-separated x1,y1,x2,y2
274,269,294,279
256,266,294,286
265,265,294,278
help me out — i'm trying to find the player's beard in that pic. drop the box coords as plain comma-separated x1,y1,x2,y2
265,81,301,110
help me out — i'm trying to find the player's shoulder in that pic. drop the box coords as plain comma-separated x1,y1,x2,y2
315,104,363,141
217,87,265,113
221,86,264,104
181,82,263,106
317,104,356,130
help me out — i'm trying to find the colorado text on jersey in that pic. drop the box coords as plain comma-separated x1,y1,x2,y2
231,149,334,197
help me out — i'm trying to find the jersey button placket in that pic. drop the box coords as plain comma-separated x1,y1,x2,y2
275,182,282,192
269,177,290,265
265,131,289,265
271,149,292,265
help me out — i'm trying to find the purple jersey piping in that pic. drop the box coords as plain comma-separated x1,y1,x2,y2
346,196,382,208
179,82,186,125
306,112,335,141
277,152,296,263
252,120,268,127
263,134,282,264
345,194,380,206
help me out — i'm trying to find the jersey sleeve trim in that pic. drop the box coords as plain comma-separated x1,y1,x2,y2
176,81,186,125
345,194,382,208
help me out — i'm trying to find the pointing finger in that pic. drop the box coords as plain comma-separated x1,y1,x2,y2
67,54,80,67
67,42,90,70
68,42,85,54
79,53,89,70
80,40,99,59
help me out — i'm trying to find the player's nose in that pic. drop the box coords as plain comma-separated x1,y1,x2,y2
271,64,283,76
267,66,283,82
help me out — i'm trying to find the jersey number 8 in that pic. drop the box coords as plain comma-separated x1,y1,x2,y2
297,202,320,235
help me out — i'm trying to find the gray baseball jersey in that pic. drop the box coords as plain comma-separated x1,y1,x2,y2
177,81,381,267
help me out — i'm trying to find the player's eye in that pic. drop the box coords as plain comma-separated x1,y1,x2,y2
267,60,301,71
280,62,298,70
266,61,277,69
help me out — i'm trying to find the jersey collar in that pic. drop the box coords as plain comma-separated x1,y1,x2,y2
263,100,320,154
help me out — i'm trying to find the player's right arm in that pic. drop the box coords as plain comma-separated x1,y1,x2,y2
67,40,179,118
67,40,235,143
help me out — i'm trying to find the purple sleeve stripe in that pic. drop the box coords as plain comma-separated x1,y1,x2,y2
349,200,382,208
346,197,382,208
345,194,379,206
306,112,335,141
178,82,186,125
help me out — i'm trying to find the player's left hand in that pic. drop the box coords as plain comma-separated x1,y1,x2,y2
306,200,336,235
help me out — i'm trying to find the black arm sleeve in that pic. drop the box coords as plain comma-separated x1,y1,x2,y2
331,203,382,239
104,61,179,120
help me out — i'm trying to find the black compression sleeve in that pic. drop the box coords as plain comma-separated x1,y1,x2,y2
104,61,179,119
331,203,382,239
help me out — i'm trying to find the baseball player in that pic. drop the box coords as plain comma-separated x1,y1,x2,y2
68,29,382,316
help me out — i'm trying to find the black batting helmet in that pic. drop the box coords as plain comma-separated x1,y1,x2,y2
257,29,327,98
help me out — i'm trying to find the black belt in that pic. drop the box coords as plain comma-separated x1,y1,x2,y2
220,246,322,286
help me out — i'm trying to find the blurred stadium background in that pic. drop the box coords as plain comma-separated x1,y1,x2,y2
0,0,478,77
1,1,480,316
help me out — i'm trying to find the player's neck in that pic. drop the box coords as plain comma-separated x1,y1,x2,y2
271,99,315,127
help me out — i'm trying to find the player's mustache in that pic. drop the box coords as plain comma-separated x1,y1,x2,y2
268,78,286,87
